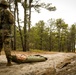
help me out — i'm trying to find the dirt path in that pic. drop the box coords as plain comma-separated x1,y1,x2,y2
0,52,76,75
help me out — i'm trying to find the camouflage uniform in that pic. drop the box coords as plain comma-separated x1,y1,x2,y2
0,0,14,66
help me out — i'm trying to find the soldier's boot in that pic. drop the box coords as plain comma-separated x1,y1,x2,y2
6,57,12,66
6,59,12,66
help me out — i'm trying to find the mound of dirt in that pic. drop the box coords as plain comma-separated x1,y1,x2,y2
0,52,76,75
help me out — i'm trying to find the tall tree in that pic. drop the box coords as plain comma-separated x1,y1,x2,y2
70,24,76,52
23,0,28,51
26,0,33,51
56,18,67,52
47,19,56,51
56,19,62,52
16,2,24,51
35,20,45,50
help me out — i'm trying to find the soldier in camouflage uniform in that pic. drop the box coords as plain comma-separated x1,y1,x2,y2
0,0,14,66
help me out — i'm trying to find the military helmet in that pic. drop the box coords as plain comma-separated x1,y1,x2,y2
0,0,9,7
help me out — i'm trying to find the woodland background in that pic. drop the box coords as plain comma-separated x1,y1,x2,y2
7,0,76,52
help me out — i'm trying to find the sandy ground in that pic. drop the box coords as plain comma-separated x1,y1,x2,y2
0,52,76,75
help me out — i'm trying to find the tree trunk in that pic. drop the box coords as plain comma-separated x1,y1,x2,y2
13,0,17,50
16,3,24,51
23,0,27,51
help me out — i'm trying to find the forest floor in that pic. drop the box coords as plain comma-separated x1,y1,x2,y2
0,51,76,75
